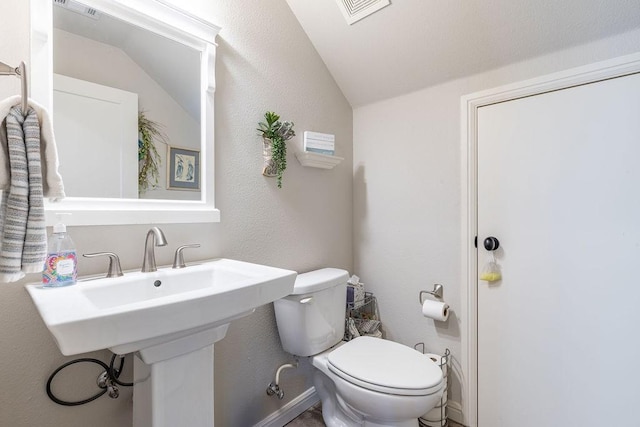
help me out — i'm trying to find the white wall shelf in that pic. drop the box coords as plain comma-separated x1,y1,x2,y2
295,151,344,169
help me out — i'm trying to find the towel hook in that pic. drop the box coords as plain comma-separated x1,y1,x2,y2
17,62,28,114
0,60,28,114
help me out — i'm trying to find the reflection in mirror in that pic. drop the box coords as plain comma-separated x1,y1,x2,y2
52,1,201,200
32,0,220,225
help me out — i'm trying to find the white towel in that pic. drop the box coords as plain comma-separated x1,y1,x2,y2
0,106,47,282
0,96,65,202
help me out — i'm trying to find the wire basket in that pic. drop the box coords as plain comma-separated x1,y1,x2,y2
345,292,382,340
416,346,451,427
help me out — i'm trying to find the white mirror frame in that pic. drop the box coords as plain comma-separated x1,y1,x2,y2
30,0,221,226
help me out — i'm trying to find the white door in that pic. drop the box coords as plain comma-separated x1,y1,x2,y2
477,72,640,426
53,74,138,199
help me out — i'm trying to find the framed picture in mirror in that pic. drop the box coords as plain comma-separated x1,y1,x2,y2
167,146,200,191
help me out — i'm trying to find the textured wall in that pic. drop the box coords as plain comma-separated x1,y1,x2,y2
353,28,640,425
0,0,352,426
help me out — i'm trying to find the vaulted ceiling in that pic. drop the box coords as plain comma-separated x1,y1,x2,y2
285,0,640,107
54,4,201,119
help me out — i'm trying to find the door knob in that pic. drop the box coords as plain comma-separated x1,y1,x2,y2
483,237,500,251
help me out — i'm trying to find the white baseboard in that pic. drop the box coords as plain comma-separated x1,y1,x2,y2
254,387,319,427
447,401,464,425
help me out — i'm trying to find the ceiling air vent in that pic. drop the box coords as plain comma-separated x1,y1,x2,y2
52,0,100,20
335,0,391,25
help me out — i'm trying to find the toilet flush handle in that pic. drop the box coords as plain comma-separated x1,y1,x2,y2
299,296,313,304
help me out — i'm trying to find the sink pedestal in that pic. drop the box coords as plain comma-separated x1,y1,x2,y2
131,324,230,427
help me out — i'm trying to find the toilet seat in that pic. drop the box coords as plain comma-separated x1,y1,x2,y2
327,336,443,396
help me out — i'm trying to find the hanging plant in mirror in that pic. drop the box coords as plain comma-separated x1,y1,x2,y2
138,111,168,194
257,111,295,188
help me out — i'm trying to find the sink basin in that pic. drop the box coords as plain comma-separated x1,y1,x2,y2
81,262,255,310
27,258,297,357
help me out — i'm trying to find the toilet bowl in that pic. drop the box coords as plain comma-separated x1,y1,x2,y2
314,338,444,427
274,268,444,427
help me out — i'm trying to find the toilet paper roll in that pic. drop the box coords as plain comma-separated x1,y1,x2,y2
422,299,449,322
425,353,448,377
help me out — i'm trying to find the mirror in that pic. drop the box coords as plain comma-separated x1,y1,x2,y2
30,0,220,225
53,3,202,201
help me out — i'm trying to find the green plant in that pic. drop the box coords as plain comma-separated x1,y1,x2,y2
138,111,167,194
257,111,295,188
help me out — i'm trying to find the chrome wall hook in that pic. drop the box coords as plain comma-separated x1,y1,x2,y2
419,284,444,304
0,60,28,114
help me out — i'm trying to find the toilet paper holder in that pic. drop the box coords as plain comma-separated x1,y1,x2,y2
419,284,444,303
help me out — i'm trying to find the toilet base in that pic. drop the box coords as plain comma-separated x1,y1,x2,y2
363,421,418,427
312,364,430,427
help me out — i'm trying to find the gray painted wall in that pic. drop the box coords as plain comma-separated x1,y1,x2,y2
0,0,352,426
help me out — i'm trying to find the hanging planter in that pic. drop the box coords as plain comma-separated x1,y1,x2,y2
262,137,277,177
257,111,295,188
138,111,168,194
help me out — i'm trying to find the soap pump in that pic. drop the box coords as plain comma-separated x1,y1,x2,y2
42,213,77,287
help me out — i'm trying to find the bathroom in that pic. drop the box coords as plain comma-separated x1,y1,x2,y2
1,0,640,426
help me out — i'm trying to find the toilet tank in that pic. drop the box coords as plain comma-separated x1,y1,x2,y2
274,268,349,356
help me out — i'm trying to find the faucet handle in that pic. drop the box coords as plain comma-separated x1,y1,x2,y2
172,244,201,269
83,252,124,278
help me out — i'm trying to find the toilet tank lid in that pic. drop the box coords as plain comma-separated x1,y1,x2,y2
291,268,349,295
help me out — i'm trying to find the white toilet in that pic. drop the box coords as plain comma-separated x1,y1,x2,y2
274,268,444,427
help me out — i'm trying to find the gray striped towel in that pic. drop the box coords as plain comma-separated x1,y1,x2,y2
0,105,47,282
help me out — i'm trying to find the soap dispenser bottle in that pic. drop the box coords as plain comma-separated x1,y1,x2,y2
42,214,77,287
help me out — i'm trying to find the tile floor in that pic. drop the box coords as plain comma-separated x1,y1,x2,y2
284,403,324,427
285,404,465,427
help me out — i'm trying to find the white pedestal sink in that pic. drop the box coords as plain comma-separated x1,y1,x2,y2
27,258,297,427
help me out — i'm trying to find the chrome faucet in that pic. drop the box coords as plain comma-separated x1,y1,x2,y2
141,227,168,272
